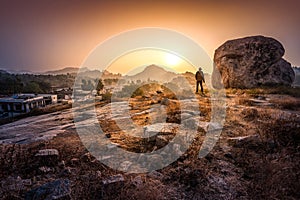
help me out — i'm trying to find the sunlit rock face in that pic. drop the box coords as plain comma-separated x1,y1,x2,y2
212,36,295,88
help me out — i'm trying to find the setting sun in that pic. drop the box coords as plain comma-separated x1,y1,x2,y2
165,53,181,66
106,49,199,75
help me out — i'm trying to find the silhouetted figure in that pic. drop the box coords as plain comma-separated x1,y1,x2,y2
195,67,205,94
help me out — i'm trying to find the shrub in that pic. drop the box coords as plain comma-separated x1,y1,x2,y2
102,92,112,102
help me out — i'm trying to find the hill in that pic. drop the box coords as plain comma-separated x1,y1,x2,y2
0,68,33,74
44,67,121,80
125,64,178,82
44,67,87,75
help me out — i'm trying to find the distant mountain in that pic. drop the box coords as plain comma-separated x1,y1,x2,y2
0,68,33,74
0,69,9,74
125,64,178,82
43,67,122,80
44,67,88,75
77,69,102,79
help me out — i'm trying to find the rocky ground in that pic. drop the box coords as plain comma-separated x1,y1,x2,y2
0,90,299,199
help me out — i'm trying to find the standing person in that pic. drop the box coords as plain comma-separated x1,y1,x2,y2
195,67,205,94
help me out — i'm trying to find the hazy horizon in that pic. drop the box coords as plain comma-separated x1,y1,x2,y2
0,64,200,76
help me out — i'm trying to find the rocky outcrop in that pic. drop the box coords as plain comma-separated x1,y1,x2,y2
212,36,295,88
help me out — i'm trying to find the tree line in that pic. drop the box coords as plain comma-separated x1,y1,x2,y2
0,71,75,94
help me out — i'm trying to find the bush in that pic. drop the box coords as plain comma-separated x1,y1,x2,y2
132,87,144,97
102,92,112,102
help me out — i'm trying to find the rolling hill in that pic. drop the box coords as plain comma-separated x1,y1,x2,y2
125,64,178,82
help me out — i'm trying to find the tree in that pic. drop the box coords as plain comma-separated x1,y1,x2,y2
95,79,104,95
37,81,51,93
23,81,43,93
81,79,87,86
81,79,94,91
118,79,126,85
104,79,112,85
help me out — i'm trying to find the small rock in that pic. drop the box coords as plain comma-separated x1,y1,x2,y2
181,110,200,116
80,152,93,162
257,96,266,100
180,113,192,120
182,117,198,130
118,161,132,172
58,160,65,168
98,155,114,161
182,117,210,131
137,154,147,165
173,144,183,156
148,171,164,180
25,179,71,200
155,135,174,147
96,171,102,178
132,175,143,187
173,143,181,151
107,143,118,150
148,154,164,169
227,135,260,147
39,166,54,173
70,158,80,166
143,123,179,138
5,176,24,191
35,149,59,156
248,99,274,107
102,174,124,185
161,98,170,106
22,179,32,186
224,153,233,159
60,167,72,176
208,122,223,131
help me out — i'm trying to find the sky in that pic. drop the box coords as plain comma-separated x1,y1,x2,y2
0,0,300,73
107,49,196,75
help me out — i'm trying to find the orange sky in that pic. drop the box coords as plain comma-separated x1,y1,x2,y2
106,49,197,75
0,0,299,73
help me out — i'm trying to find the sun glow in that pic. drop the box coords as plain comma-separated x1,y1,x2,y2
165,53,181,66
106,49,197,75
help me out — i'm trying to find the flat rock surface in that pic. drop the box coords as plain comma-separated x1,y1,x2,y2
0,109,75,144
0,93,299,200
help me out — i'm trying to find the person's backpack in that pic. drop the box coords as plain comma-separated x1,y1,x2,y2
195,71,204,81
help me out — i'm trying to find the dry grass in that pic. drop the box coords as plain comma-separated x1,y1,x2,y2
0,90,299,199
269,97,300,110
227,86,300,98
231,109,300,199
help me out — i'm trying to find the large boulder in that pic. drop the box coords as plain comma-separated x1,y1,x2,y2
212,36,295,88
